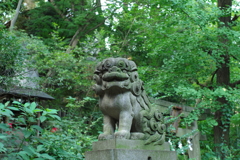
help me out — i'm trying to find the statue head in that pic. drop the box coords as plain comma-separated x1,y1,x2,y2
93,58,143,96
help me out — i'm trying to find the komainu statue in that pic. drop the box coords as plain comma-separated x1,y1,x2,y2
93,57,166,145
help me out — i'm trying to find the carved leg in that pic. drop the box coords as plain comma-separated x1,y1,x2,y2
98,115,115,140
115,111,133,139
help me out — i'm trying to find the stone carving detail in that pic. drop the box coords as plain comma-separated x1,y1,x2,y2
93,57,166,145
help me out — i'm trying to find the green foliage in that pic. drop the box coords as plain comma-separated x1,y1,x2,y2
15,0,105,46
1,0,240,159
99,0,239,159
41,117,100,159
0,29,48,88
40,96,101,159
34,45,96,111
0,0,18,23
64,96,102,133
0,101,99,159
0,101,60,159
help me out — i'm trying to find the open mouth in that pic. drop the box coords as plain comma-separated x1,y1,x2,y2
102,72,129,82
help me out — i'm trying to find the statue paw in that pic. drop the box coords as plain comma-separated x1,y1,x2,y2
130,132,146,140
98,133,114,140
114,130,130,139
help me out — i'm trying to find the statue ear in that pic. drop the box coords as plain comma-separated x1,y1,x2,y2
93,74,101,85
128,61,137,71
130,71,139,82
95,62,103,73
131,80,143,96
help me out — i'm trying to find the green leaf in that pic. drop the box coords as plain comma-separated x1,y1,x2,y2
39,116,47,122
40,153,55,159
0,143,6,153
28,117,36,123
0,124,11,131
24,102,31,108
0,103,4,109
25,107,33,115
0,133,8,140
23,130,32,138
31,125,43,132
34,109,43,112
7,106,19,111
83,97,96,101
18,151,30,160
45,108,58,114
42,111,47,116
4,101,10,106
12,101,22,105
1,109,14,117
30,102,37,111
23,145,37,156
49,114,61,121
36,145,45,152
17,117,26,125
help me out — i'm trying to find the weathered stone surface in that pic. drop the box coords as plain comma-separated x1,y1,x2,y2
85,149,177,160
88,58,178,160
85,139,177,160
92,139,171,151
93,57,166,145
188,132,201,160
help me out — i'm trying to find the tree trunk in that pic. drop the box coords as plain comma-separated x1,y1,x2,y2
214,98,230,159
10,0,23,31
214,0,232,159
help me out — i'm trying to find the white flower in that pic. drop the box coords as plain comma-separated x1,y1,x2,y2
187,138,193,151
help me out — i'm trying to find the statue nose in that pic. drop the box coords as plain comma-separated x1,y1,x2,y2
109,66,121,72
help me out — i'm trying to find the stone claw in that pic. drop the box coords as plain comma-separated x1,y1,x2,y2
98,133,114,140
114,130,130,139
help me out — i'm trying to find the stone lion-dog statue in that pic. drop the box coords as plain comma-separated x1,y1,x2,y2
93,57,166,145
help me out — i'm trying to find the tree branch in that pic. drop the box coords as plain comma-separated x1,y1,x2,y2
85,19,106,35
69,27,82,47
230,54,240,61
118,18,135,54
50,0,70,22
68,6,118,49
211,69,218,84
231,14,240,22
180,9,203,29
230,80,240,88
195,79,207,88
10,0,23,31
68,4,104,47
193,69,218,89
67,17,106,51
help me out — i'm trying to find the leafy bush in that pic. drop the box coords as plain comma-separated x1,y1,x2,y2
0,101,100,159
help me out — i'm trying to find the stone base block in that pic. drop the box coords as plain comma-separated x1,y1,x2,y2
85,139,177,160
85,149,177,160
92,139,171,151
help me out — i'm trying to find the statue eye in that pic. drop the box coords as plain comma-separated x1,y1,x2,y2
103,59,113,70
117,60,126,69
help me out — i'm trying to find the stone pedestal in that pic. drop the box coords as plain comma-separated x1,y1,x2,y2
85,139,177,160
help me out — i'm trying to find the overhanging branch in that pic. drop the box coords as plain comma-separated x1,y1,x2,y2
230,80,240,88
195,79,207,88
211,69,218,84
230,54,240,61
231,14,240,22
50,0,70,22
